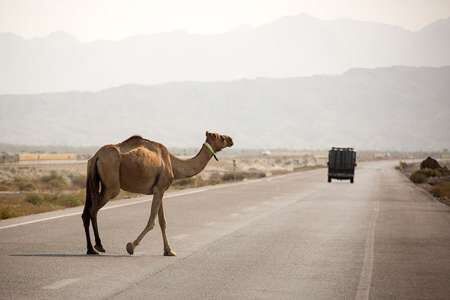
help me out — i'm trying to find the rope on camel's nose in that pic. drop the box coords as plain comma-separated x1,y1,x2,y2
204,142,218,161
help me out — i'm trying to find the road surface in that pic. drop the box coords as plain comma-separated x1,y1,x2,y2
1,161,449,299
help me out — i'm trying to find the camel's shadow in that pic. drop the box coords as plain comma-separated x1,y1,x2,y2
10,253,135,258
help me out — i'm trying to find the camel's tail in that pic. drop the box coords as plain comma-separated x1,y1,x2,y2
83,156,100,214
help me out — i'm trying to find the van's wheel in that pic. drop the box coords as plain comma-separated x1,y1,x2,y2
328,176,331,183
350,178,354,184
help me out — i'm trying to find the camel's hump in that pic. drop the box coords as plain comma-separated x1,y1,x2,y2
121,135,144,143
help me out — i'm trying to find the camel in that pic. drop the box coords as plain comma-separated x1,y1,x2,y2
82,131,233,255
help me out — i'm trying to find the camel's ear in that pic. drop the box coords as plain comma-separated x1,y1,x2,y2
205,131,210,137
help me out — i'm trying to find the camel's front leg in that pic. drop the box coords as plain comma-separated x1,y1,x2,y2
126,190,163,255
158,203,176,256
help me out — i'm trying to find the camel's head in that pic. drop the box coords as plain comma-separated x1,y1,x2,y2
205,131,234,152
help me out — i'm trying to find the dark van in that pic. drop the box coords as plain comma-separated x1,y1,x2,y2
328,147,357,183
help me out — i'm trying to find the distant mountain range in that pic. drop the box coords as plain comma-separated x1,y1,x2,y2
1,14,450,94
1,66,449,150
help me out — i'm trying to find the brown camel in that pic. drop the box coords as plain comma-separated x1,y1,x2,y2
82,131,233,255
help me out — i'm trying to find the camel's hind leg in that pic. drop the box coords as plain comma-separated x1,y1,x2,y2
126,188,164,255
82,157,100,255
91,187,119,252
158,203,176,256
91,147,121,253
82,205,96,255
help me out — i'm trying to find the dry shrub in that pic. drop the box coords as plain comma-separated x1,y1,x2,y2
419,168,442,177
207,173,223,185
0,181,13,191
173,177,196,187
25,193,44,206
172,176,209,189
0,207,18,219
42,192,84,207
221,173,243,182
68,173,86,189
410,171,427,183
222,171,266,182
13,177,37,191
410,168,443,184
25,191,84,208
40,171,68,189
54,194,84,207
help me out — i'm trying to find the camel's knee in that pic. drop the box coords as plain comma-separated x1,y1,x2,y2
148,222,155,231
145,221,155,233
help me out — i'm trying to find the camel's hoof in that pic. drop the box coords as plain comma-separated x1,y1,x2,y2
94,244,106,253
86,249,99,255
126,242,134,255
164,249,176,256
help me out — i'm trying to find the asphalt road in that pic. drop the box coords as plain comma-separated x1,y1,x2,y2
1,161,449,300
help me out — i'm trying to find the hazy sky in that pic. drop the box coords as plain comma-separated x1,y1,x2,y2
1,0,450,41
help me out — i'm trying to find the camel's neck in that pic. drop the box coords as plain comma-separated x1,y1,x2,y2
170,144,214,179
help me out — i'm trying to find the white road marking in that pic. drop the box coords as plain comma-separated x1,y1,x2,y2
355,198,380,300
0,211,84,231
0,189,206,230
0,172,303,231
0,185,237,230
42,278,80,290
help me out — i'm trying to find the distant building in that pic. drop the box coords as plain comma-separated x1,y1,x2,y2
18,153,77,161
